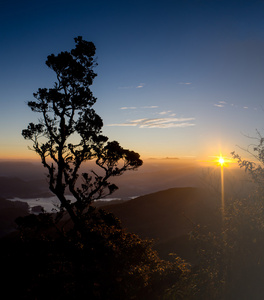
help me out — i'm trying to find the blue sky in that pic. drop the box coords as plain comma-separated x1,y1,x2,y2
1,0,264,161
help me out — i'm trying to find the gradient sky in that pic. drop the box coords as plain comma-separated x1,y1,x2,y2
1,0,264,161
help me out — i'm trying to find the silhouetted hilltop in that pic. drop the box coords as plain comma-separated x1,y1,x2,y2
0,161,44,180
0,197,29,237
0,185,222,263
0,177,52,198
109,162,200,199
102,187,221,262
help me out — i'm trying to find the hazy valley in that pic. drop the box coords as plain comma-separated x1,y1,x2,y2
0,159,251,252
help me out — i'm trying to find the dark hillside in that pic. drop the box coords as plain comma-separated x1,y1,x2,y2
0,161,44,180
0,177,52,198
0,197,29,237
0,186,222,263
103,187,221,262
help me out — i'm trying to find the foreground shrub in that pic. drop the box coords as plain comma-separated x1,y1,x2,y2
1,208,195,300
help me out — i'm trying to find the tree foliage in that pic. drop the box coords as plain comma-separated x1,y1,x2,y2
17,37,198,299
22,37,143,230
231,129,264,190
186,131,264,299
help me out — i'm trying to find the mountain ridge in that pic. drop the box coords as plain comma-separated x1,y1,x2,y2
0,186,222,262
102,187,221,262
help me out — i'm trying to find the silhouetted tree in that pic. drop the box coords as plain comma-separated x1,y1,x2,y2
231,129,264,191
22,36,142,231
18,37,197,300
185,133,264,299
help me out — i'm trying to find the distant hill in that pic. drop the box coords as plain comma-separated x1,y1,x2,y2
0,161,44,180
0,177,52,198
0,159,201,200
0,197,29,237
102,187,222,262
0,185,222,263
108,163,200,199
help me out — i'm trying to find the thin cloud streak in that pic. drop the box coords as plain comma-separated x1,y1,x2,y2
142,106,158,109
214,101,252,110
136,83,145,88
120,107,137,110
118,86,134,89
108,117,195,128
120,106,159,110
214,100,226,108
158,110,172,115
118,83,145,89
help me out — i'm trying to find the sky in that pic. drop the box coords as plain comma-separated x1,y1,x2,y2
1,0,264,163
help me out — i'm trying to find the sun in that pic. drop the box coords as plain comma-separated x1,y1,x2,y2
203,154,233,167
215,155,231,167
218,156,225,166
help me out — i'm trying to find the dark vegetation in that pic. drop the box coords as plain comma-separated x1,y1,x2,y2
0,187,218,299
102,187,221,262
1,206,193,299
2,175,264,299
0,197,28,237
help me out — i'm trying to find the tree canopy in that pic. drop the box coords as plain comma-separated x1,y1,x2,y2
22,36,143,230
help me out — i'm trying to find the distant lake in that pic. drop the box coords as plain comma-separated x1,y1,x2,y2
8,195,123,213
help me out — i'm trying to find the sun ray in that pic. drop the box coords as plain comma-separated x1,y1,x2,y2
215,154,225,220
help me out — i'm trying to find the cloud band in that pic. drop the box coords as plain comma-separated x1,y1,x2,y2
108,117,195,128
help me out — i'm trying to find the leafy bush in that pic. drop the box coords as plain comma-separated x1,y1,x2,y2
1,209,195,300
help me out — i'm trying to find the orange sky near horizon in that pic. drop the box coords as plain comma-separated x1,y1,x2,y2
0,145,241,172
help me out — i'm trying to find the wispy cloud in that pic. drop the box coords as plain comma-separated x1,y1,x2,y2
118,83,145,89
120,105,159,110
108,117,195,129
136,83,145,88
214,100,255,111
108,123,138,127
118,86,134,89
142,106,158,109
120,107,137,110
214,100,227,108
157,110,178,117
178,82,192,85
158,110,172,115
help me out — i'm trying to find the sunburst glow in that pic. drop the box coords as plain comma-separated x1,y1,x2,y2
218,157,225,166
202,154,234,167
